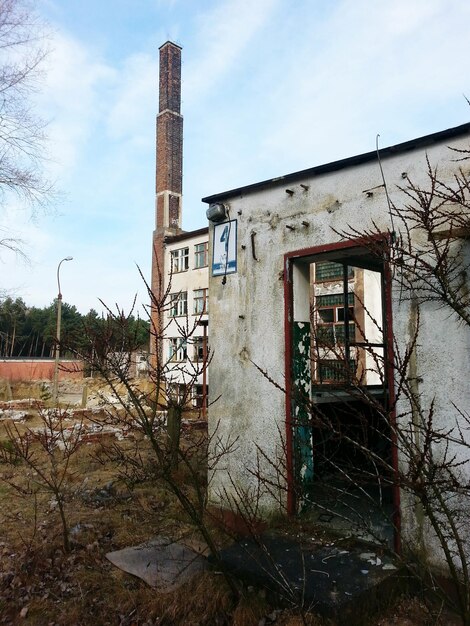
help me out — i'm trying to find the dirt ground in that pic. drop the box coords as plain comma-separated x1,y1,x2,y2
0,379,463,625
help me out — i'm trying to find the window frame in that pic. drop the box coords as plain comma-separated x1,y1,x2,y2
170,247,189,273
169,291,188,317
193,336,204,361
193,288,208,315
168,337,187,362
315,293,355,345
194,241,209,269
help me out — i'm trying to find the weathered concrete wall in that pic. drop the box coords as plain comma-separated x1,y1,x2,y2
0,359,84,382
206,129,470,564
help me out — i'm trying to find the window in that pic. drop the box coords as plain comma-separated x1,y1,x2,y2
170,247,189,273
169,338,187,362
315,261,354,282
318,359,356,383
193,288,208,314
193,384,208,408
315,293,355,345
193,337,204,361
169,292,187,317
194,242,208,268
169,383,187,403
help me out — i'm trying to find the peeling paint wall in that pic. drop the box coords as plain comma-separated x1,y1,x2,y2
205,129,470,563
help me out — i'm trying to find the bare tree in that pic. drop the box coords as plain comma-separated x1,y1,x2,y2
0,0,52,226
0,406,85,553
68,267,241,597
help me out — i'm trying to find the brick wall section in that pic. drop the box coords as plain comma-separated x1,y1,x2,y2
0,360,84,382
156,113,183,207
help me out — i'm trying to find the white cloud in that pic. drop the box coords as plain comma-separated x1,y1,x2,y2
184,0,280,104
37,32,116,177
106,52,157,143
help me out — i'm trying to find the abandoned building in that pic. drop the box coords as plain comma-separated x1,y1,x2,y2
150,41,209,410
202,121,470,567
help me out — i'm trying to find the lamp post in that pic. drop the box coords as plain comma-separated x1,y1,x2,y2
53,256,73,404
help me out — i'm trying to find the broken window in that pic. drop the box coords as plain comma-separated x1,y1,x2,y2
168,338,187,362
170,247,189,273
311,257,384,386
192,384,208,408
169,383,187,403
193,337,204,361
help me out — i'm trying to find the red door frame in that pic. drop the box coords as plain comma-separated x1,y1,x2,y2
283,235,401,553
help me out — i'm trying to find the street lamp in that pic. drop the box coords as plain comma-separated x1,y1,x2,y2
53,256,73,404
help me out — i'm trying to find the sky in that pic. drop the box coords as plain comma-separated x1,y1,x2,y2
1,0,470,314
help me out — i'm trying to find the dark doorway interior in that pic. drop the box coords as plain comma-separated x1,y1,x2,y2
288,244,396,547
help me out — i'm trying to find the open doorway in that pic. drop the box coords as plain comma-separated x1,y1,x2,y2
285,240,398,548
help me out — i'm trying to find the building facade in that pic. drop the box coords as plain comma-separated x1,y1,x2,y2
203,122,470,565
164,227,209,408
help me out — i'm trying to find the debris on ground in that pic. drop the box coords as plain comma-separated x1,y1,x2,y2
106,536,208,591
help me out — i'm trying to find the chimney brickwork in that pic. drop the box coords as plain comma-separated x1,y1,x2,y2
151,41,183,362
155,41,183,233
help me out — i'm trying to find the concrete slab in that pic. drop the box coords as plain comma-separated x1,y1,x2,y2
106,537,208,592
216,534,400,624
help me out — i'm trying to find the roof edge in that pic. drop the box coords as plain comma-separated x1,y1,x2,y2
159,40,182,50
202,121,470,204
164,226,208,244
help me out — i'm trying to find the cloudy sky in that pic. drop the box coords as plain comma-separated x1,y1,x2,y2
2,0,470,313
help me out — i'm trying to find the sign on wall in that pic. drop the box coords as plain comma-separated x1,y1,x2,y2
212,220,237,276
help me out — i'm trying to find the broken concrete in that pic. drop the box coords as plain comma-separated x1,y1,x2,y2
106,537,208,592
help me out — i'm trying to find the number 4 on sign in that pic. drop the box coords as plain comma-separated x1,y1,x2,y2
220,225,229,244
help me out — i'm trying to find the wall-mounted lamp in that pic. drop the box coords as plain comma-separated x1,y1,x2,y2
206,202,228,223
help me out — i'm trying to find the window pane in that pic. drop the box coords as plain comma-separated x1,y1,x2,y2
171,247,189,272
319,359,356,382
316,293,354,307
195,242,208,268
318,308,334,323
315,262,354,282
337,307,354,322
193,288,208,314
169,292,187,316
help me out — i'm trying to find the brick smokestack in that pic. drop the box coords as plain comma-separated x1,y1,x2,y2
151,41,183,363
155,41,183,233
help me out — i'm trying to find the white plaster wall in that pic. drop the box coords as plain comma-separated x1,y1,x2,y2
163,233,208,387
362,268,384,385
207,131,470,557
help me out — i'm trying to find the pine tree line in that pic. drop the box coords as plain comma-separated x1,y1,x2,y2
0,297,149,358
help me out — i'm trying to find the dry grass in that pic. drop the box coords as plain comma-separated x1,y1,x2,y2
0,406,460,626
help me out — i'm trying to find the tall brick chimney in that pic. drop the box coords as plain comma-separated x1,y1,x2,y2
151,41,183,362
155,41,183,234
